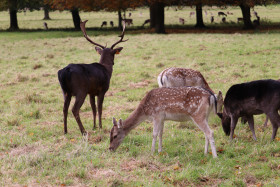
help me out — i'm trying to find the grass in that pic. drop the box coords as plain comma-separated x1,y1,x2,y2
0,6,280,186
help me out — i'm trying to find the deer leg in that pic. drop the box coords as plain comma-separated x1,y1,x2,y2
204,135,209,155
158,120,164,153
89,94,97,129
267,111,280,140
230,116,238,141
97,94,105,129
263,115,269,127
247,115,257,141
72,94,87,135
151,118,161,153
63,93,72,134
192,117,217,158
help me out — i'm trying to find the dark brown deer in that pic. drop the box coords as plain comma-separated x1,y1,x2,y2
179,18,185,25
58,20,127,135
101,21,107,28
109,87,218,158
218,12,227,17
157,68,223,113
142,19,150,27
123,19,133,26
217,79,280,141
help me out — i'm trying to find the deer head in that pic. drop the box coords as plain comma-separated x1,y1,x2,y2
217,109,231,136
80,20,128,65
109,118,126,151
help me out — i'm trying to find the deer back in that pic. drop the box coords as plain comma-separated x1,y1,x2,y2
141,87,216,120
158,68,214,93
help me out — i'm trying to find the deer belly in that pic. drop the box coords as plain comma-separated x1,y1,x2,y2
164,112,191,122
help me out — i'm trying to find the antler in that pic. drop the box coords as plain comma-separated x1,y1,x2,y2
80,20,105,49
111,21,128,49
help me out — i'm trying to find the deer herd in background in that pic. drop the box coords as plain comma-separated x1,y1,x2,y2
98,9,260,30
58,20,280,159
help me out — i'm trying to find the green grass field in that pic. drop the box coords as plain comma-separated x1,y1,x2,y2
0,6,280,186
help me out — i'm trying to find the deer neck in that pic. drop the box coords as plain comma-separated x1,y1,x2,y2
99,56,114,77
122,105,146,135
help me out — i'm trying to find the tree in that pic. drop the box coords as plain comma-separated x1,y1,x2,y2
46,0,82,30
0,0,42,30
43,5,51,20
195,1,205,28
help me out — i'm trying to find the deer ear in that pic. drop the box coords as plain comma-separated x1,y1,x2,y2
217,113,223,119
113,117,118,126
95,47,103,55
118,119,123,129
113,47,123,55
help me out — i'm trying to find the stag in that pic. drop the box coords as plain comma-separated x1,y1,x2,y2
58,20,127,135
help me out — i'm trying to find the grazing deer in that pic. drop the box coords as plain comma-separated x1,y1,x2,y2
43,22,48,30
109,87,218,158
189,12,195,18
58,20,127,135
222,17,226,23
123,19,133,26
218,12,227,17
142,19,150,27
227,11,233,15
211,16,214,23
217,79,280,141
179,18,185,25
237,17,243,23
101,21,107,28
242,79,280,127
110,21,114,27
157,68,223,113
253,16,260,26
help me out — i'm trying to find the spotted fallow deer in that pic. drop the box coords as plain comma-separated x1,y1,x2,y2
57,20,127,135
109,87,218,158
157,67,223,113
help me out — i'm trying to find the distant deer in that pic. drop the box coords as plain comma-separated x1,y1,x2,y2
179,18,185,25
157,68,223,113
253,16,260,26
217,79,280,141
109,87,218,158
237,17,243,23
211,16,214,23
189,12,195,17
58,20,127,135
43,22,48,30
222,17,226,23
123,19,133,26
110,21,114,27
227,11,233,15
128,12,132,17
142,19,150,27
101,21,107,28
218,12,227,17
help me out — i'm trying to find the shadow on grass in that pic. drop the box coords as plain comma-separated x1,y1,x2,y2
0,24,280,40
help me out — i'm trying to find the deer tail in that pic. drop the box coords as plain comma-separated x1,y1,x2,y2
209,94,217,115
57,67,71,95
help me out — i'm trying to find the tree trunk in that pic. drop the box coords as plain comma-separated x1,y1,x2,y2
240,4,254,29
149,4,156,28
118,10,123,30
9,9,19,30
9,0,19,30
154,2,165,34
43,7,51,20
71,9,81,30
195,3,205,28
